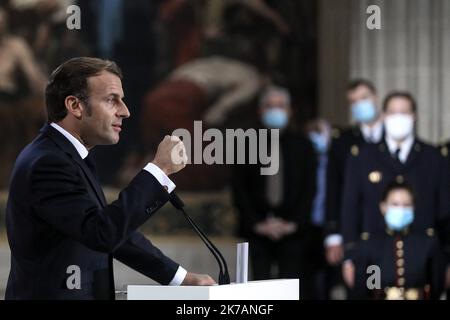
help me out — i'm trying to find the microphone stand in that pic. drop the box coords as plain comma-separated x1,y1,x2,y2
170,193,230,285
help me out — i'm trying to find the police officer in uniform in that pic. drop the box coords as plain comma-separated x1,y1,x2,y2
352,181,446,300
324,80,384,274
340,91,450,296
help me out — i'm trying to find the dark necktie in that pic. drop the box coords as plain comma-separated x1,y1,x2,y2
393,148,402,164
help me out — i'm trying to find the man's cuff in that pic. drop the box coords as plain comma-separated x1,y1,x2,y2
144,163,176,193
324,234,343,247
169,266,187,286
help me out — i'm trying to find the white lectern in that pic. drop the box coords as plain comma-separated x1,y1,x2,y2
127,279,299,300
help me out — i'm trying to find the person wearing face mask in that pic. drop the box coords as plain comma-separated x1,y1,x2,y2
231,86,317,299
340,91,450,298
324,79,383,298
350,182,446,300
304,118,335,299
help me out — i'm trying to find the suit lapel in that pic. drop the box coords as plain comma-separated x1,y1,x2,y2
42,124,107,207
403,139,422,171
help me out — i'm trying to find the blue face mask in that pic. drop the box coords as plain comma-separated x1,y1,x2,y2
309,132,328,154
351,99,377,123
384,206,414,231
262,108,289,129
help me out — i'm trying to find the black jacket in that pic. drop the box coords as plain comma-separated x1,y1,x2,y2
341,138,450,260
6,124,179,299
231,129,317,238
325,127,368,236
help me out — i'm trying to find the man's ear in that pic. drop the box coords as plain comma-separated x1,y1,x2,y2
64,95,83,119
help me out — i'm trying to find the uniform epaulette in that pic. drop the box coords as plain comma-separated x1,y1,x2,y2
425,228,434,237
331,128,341,139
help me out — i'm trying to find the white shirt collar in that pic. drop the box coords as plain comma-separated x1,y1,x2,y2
50,123,89,159
385,134,415,163
360,121,383,143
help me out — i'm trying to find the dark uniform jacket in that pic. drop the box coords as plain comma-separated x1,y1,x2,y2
232,129,317,239
353,228,446,300
6,124,179,299
440,142,450,265
340,138,450,260
325,127,368,236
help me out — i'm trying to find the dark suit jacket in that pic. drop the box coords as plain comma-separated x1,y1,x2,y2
340,138,450,260
5,124,179,300
231,129,317,239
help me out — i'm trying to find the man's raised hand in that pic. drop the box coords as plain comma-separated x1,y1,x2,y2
152,135,188,176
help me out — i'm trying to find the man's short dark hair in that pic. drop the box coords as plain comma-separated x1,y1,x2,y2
45,57,123,122
347,79,377,95
382,91,417,113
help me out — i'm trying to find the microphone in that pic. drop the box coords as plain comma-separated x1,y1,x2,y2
169,192,230,285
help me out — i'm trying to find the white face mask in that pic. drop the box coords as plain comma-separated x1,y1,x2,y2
384,114,414,141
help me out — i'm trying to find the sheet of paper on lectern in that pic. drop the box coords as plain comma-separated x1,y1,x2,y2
236,242,248,283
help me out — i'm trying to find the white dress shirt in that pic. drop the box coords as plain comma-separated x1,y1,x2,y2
50,123,187,285
360,120,383,144
385,134,415,163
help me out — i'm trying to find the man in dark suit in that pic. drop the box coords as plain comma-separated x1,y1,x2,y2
340,91,450,295
231,86,317,299
324,79,383,267
5,57,215,300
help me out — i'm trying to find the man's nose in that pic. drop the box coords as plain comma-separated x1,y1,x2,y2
118,102,131,119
